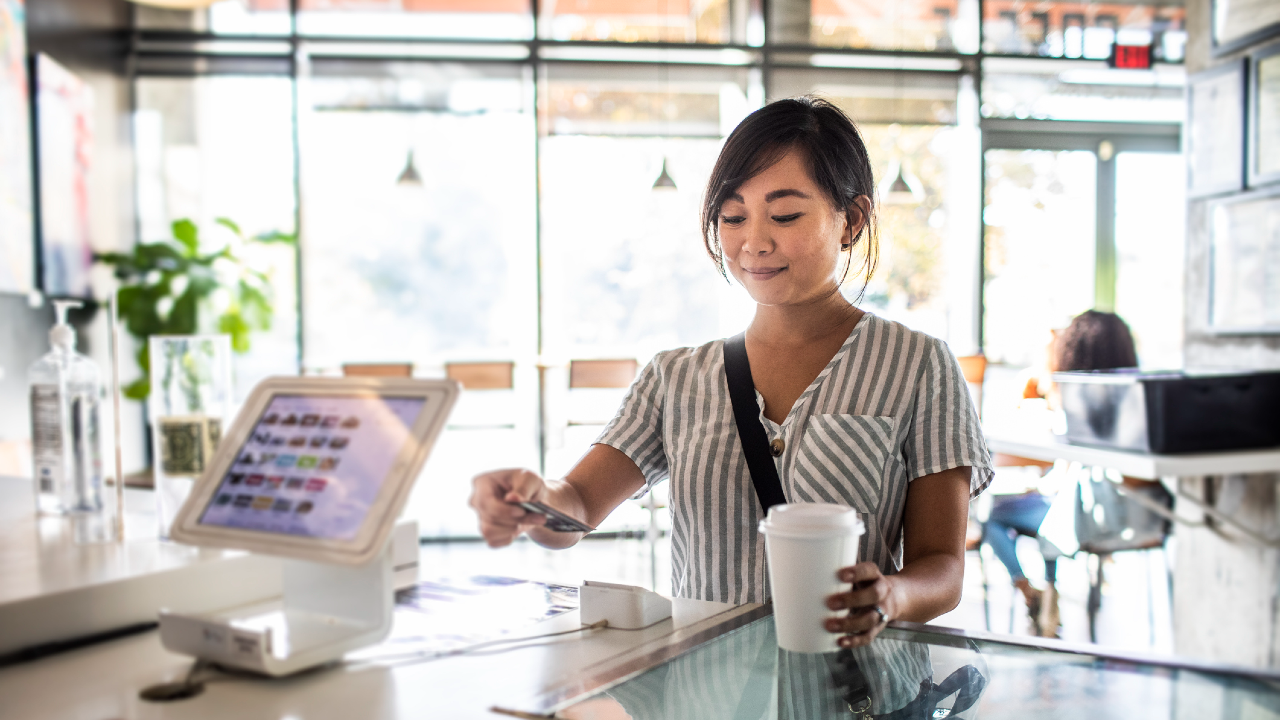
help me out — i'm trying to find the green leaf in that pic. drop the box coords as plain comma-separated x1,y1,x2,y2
215,217,243,237
165,287,200,335
172,219,199,256
253,230,297,245
124,378,150,401
218,312,252,353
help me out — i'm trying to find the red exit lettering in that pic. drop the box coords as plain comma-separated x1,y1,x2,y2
1110,44,1152,70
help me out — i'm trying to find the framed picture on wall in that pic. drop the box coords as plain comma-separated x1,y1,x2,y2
1208,186,1280,334
34,53,95,298
1213,0,1280,56
1187,60,1247,199
1249,41,1280,188
0,0,35,295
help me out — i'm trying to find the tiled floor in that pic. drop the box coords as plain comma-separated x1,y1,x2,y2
417,530,1174,655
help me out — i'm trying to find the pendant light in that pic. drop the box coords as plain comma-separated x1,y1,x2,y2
397,149,423,186
881,159,922,205
652,157,677,190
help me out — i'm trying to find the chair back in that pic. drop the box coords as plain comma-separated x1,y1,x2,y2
445,361,515,390
569,359,638,389
342,363,413,378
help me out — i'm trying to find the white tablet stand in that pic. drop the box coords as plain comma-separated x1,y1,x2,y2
154,377,459,678
158,544,394,676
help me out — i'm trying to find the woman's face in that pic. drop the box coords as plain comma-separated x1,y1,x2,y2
717,148,862,309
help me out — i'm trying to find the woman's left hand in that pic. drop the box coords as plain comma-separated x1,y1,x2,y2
824,562,895,648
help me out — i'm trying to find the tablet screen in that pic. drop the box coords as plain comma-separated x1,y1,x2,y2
198,394,427,540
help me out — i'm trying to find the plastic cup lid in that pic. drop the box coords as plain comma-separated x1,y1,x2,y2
758,503,864,537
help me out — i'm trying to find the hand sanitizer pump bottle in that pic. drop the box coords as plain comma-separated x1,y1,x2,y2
29,299,105,516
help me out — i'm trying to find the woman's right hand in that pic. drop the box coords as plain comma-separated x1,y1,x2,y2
469,468,549,547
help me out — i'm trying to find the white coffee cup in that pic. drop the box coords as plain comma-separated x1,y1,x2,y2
759,503,865,653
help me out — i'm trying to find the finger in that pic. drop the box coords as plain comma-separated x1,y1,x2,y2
824,606,883,636
837,619,885,648
503,469,548,504
478,520,517,548
836,562,881,586
825,577,888,611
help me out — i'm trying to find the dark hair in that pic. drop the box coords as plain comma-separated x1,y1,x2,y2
1054,310,1138,372
700,96,879,298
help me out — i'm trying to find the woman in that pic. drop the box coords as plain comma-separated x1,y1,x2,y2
985,309,1138,635
471,97,992,649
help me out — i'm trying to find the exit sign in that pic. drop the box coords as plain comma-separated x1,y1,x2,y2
1109,44,1153,69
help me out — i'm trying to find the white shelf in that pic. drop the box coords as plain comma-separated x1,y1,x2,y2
986,431,1280,479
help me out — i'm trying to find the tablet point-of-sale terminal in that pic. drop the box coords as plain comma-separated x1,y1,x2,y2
157,377,458,677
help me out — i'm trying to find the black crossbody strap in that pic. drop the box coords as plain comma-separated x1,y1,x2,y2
723,333,788,514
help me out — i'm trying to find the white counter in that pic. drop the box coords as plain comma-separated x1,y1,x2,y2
0,476,281,658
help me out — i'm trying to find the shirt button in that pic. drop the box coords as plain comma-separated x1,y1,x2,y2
770,438,785,456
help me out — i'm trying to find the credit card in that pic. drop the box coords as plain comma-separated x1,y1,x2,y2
515,500,595,533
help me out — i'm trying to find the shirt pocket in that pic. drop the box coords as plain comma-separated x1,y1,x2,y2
789,414,896,514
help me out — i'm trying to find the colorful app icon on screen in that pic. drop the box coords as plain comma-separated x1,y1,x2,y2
289,436,307,447
329,437,350,450
282,414,299,426
234,494,254,508
296,455,317,469
216,494,232,505
318,457,340,471
237,453,255,465
252,496,274,511
228,473,246,485
263,413,280,425
253,432,271,444
309,436,328,448
246,474,265,486
301,414,321,427
267,476,284,489
296,501,314,514
286,477,304,490
279,454,300,468
305,478,327,492
341,416,360,429
271,436,286,446
272,499,292,512
321,416,340,428
260,453,277,465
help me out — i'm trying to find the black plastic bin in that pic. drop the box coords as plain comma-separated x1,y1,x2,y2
1054,369,1280,454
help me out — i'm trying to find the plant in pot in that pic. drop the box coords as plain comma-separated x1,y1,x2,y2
96,218,295,500
95,217,296,400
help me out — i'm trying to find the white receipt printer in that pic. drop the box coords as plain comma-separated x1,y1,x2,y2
580,581,673,629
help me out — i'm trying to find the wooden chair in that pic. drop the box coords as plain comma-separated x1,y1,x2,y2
568,359,638,391
445,361,514,390
342,363,413,378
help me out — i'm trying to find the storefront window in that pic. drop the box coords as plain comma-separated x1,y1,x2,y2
981,58,1185,123
133,76,299,401
981,0,1186,61
297,0,533,39
540,0,731,43
538,65,756,490
796,0,980,53
982,148,1097,367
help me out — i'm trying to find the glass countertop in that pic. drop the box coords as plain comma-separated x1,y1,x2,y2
549,615,1280,719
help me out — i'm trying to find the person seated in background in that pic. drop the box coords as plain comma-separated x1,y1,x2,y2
984,310,1138,636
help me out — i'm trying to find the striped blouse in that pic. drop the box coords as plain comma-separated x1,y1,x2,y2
596,311,993,605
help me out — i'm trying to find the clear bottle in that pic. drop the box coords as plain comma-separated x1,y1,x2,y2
29,299,104,516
